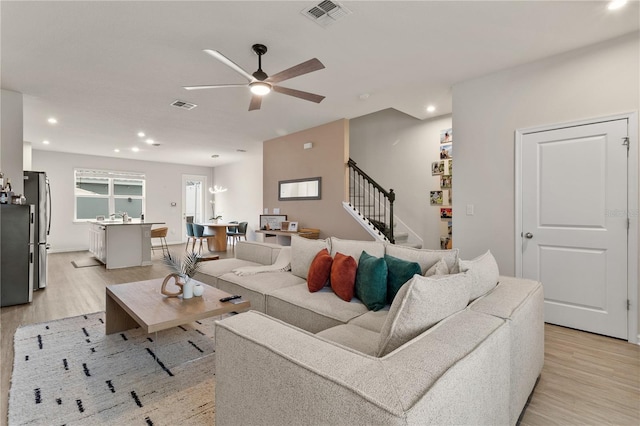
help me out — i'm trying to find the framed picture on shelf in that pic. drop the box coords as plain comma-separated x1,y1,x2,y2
260,214,287,230
430,191,443,205
440,175,452,188
440,128,453,143
288,221,299,232
431,161,444,175
440,207,452,219
440,143,453,159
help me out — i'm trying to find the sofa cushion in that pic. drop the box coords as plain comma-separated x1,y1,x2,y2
266,284,369,334
355,251,388,311
316,324,380,356
377,273,471,357
331,253,358,302
424,258,449,277
385,245,459,275
384,254,421,303
347,308,389,333
217,271,306,313
330,237,385,263
459,250,499,301
307,248,333,292
290,235,330,279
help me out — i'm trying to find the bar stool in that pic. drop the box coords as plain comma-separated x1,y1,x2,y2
151,226,169,257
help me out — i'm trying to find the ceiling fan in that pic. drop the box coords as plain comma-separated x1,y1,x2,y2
184,44,326,111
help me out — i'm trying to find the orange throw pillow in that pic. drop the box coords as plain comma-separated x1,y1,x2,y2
307,249,333,292
330,252,357,302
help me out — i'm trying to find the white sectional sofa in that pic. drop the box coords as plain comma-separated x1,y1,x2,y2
195,237,544,426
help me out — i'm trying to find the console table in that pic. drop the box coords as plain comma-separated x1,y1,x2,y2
255,229,315,246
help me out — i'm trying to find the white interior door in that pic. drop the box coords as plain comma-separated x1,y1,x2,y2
520,118,628,339
182,174,207,242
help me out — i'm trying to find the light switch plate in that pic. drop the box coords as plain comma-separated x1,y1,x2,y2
466,204,474,215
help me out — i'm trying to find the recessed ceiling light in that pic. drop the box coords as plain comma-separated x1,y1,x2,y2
145,138,154,145
211,154,220,158
114,149,120,153
42,140,50,145
137,132,145,138
359,93,370,100
426,105,436,113
608,0,627,10
132,147,139,152
47,118,57,124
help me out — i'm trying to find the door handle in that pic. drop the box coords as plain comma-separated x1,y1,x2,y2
525,232,533,239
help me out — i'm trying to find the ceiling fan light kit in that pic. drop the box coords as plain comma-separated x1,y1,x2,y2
249,81,271,95
184,43,325,111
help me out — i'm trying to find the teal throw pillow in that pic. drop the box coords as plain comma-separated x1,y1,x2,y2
385,254,422,303
355,251,388,311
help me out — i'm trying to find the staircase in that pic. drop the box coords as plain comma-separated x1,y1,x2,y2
346,159,422,248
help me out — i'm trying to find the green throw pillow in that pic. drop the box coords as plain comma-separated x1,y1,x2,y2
385,254,422,303
355,251,388,311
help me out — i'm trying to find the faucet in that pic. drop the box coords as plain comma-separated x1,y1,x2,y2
110,212,129,221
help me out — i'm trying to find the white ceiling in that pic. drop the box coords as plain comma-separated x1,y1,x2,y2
2,1,638,167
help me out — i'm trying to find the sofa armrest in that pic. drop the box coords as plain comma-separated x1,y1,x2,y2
215,310,509,426
234,241,282,265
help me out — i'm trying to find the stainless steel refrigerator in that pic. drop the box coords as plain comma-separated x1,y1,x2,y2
0,204,35,306
23,171,50,290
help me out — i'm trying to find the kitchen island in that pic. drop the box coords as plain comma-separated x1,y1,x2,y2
89,220,164,269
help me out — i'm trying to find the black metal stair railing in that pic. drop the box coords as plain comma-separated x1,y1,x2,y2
347,158,395,243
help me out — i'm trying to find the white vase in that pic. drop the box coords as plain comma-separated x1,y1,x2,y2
182,280,194,299
193,283,204,297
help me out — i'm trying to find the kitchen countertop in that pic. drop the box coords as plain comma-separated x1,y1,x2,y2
91,220,165,226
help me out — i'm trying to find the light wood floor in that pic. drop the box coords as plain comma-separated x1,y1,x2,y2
1,248,639,425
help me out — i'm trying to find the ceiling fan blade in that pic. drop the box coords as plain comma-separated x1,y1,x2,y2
203,49,254,82
266,58,325,84
183,84,247,90
272,86,325,104
248,95,262,111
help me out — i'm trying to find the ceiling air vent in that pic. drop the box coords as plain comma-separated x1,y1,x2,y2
301,0,351,28
170,100,197,110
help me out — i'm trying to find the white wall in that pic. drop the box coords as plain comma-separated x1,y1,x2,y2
453,31,639,270
211,145,263,241
452,33,639,330
1,89,24,194
32,150,213,252
349,109,453,249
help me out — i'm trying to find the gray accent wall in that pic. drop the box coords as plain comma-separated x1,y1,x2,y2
350,109,453,249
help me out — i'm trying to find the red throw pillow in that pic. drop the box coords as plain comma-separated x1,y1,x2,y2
307,249,333,292
330,252,357,302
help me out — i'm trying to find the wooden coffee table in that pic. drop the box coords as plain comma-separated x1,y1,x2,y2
105,278,250,334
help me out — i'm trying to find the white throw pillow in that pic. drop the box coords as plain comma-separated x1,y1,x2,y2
377,273,471,357
330,237,385,264
290,235,331,279
458,250,499,301
384,244,459,275
423,258,449,277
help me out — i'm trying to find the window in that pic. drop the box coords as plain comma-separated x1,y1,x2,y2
74,169,146,221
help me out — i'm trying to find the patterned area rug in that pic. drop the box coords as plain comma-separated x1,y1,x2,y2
9,312,222,425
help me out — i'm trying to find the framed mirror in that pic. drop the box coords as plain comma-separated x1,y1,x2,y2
278,177,322,201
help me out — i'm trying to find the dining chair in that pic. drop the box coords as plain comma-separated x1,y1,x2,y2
227,221,248,246
192,223,215,255
185,223,195,252
226,221,239,245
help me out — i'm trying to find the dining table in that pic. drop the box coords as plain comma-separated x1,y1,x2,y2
199,222,237,252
